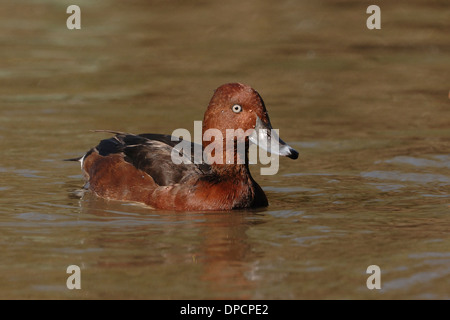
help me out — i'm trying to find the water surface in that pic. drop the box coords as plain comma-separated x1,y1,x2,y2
0,0,449,299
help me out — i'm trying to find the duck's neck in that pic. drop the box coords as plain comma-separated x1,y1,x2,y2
203,139,250,171
203,139,268,208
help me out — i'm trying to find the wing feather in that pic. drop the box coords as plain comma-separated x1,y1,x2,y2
93,132,211,186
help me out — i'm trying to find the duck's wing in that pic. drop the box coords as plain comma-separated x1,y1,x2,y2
86,132,211,186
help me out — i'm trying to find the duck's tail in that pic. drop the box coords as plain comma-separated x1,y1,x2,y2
64,156,83,162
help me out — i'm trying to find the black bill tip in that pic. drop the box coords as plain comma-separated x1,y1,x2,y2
286,147,299,160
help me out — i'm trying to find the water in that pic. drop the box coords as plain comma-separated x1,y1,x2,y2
0,0,449,299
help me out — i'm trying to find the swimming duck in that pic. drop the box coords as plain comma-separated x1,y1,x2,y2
72,83,298,210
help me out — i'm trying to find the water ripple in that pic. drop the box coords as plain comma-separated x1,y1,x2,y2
361,171,450,184
378,155,450,169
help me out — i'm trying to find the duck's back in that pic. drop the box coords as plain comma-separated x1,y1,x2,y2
81,132,211,189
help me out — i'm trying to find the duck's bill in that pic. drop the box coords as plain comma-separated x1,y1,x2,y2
248,116,299,160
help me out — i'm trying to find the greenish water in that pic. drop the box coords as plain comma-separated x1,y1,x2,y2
0,0,449,299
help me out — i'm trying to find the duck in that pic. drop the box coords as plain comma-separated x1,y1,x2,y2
70,83,298,211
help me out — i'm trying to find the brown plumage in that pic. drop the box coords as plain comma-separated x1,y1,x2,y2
74,83,298,211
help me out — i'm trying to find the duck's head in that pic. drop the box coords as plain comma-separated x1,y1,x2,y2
203,83,299,162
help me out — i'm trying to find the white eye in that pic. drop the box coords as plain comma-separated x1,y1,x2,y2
232,104,242,113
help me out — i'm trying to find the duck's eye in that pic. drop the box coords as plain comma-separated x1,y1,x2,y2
232,104,242,113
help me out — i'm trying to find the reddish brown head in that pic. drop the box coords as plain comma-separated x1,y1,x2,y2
202,83,298,164
203,83,270,137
